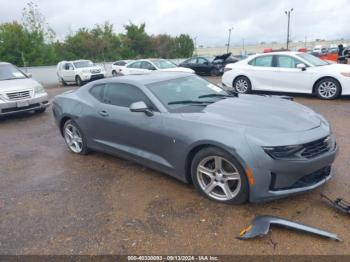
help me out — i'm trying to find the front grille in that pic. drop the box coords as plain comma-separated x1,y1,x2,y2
270,166,331,191
301,136,331,159
90,74,104,81
6,90,31,100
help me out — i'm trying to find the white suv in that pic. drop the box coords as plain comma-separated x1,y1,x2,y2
57,60,105,86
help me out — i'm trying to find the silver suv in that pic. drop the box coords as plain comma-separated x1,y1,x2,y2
0,62,49,116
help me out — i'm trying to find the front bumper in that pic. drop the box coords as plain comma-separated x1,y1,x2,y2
81,73,105,82
249,145,338,203
0,94,49,116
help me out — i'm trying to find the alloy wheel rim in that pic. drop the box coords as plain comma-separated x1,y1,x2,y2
235,79,248,93
64,124,83,153
318,81,337,98
197,156,241,201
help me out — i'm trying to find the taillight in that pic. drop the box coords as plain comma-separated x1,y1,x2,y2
224,68,232,72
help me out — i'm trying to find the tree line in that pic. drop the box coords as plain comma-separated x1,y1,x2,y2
0,2,194,67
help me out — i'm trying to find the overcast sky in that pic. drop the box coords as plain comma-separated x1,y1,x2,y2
0,0,348,47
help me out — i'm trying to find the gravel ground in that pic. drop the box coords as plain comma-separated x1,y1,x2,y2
0,77,349,255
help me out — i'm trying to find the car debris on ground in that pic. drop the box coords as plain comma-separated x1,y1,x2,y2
237,215,341,241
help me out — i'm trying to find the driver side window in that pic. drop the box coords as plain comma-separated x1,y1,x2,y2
102,83,154,109
197,58,208,64
141,61,155,70
128,61,142,69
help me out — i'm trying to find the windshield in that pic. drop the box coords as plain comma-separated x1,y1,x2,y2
73,61,94,68
147,75,228,112
152,60,177,69
297,53,329,66
0,64,27,81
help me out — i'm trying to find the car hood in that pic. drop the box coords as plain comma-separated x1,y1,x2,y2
0,78,41,93
77,66,104,72
213,53,232,61
189,95,321,132
316,63,350,72
160,67,194,73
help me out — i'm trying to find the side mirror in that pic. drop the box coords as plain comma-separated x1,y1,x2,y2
129,101,154,116
296,63,307,71
203,61,209,65
149,67,157,71
26,72,32,78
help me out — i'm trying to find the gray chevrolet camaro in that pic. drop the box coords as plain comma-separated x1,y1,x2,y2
53,72,338,204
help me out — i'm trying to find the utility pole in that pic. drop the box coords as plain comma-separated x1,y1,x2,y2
226,27,233,53
285,8,293,50
242,38,245,55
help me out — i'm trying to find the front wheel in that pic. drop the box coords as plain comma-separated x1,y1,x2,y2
191,147,249,204
112,70,118,77
63,120,89,155
315,78,341,100
76,76,83,86
233,76,251,94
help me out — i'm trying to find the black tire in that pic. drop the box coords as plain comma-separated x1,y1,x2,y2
35,108,46,114
233,76,252,94
112,70,118,77
75,76,83,86
315,78,341,100
63,119,89,155
210,68,220,76
60,78,68,86
191,147,249,204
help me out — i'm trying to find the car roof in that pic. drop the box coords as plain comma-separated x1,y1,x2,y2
96,72,193,86
0,62,11,65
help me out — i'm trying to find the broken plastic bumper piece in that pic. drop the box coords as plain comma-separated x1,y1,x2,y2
237,215,341,241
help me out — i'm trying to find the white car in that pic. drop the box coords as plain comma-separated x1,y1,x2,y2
111,60,135,77
119,59,194,75
222,52,350,99
0,62,49,116
57,60,106,86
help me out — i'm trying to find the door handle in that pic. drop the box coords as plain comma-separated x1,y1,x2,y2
99,110,109,117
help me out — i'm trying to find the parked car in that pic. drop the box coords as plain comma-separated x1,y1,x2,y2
119,59,194,75
0,62,49,116
53,72,337,204
222,51,350,99
179,53,238,76
111,60,135,77
57,60,106,86
312,45,323,55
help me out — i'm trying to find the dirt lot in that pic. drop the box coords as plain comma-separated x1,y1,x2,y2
0,77,349,255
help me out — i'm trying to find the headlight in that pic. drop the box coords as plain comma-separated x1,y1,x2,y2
34,85,45,94
224,68,232,72
341,72,350,77
263,145,303,160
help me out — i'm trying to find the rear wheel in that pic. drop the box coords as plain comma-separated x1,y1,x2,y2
191,147,248,204
76,76,83,86
233,76,251,94
60,78,68,86
315,78,341,100
63,120,89,155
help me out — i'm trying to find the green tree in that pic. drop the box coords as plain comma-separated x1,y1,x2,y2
0,22,30,66
121,23,151,58
175,34,194,58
